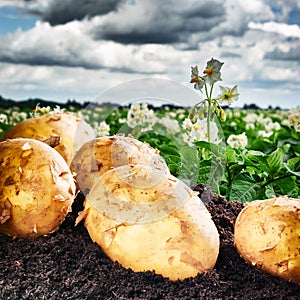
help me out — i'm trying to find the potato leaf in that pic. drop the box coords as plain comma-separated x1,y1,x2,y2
266,148,284,175
284,157,300,177
229,173,259,202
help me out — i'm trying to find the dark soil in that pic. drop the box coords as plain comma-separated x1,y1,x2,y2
1,184,299,300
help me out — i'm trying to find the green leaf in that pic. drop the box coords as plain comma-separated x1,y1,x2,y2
226,147,237,164
198,158,224,193
265,185,276,198
229,173,259,202
177,146,200,186
198,159,213,184
248,139,275,153
273,176,297,195
284,157,300,176
159,145,180,156
266,148,284,175
244,150,269,173
195,141,225,157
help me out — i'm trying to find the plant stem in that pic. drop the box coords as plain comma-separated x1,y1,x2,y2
261,174,293,189
204,83,214,143
207,100,211,142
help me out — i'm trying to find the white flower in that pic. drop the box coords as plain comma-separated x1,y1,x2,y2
287,105,300,132
218,85,239,106
225,109,233,119
183,117,221,145
245,123,255,130
10,111,28,124
273,122,281,131
182,132,192,146
94,121,110,137
258,130,273,138
30,103,65,118
282,119,289,126
190,118,208,141
243,113,258,124
227,132,248,149
178,113,186,120
119,118,127,124
234,110,241,118
158,117,180,134
182,118,193,130
127,103,156,132
30,103,51,117
168,112,177,118
265,120,281,132
53,105,65,114
0,113,8,124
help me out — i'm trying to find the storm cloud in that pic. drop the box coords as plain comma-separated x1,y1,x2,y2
92,1,226,45
1,0,300,108
41,0,124,25
265,44,300,61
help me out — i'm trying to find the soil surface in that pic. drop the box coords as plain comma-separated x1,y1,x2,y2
1,184,299,300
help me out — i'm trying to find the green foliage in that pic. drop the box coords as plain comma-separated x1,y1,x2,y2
193,142,300,202
1,104,299,202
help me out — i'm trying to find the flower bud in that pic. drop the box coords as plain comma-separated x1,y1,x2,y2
189,107,197,122
220,109,226,121
214,107,220,116
198,109,205,120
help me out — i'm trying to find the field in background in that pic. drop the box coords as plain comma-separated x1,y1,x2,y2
1,101,299,203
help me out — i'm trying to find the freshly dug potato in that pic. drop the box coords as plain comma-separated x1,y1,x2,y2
2,112,95,165
71,135,169,194
77,164,219,280
0,138,76,238
234,196,300,284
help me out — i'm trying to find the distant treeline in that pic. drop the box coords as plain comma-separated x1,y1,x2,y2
0,95,281,111
0,95,119,110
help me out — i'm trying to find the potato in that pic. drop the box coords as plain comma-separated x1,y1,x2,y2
0,138,76,238
2,112,95,165
77,164,219,280
71,135,169,194
234,196,300,284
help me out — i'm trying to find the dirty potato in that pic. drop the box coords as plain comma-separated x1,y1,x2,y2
0,138,76,238
2,112,95,165
234,196,300,284
77,164,219,281
71,135,169,194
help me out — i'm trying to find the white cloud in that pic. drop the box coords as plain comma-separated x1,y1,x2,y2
0,62,141,101
248,21,300,38
0,0,299,108
0,1,24,8
0,20,191,73
267,0,300,22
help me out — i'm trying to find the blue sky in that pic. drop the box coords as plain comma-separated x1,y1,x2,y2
0,7,38,35
0,0,299,108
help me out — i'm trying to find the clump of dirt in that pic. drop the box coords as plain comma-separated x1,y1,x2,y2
0,184,299,299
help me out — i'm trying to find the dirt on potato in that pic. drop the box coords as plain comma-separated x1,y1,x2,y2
0,184,299,299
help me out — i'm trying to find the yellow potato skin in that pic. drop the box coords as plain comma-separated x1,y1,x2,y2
0,138,76,238
71,135,169,194
234,197,300,284
2,112,95,165
79,165,219,281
